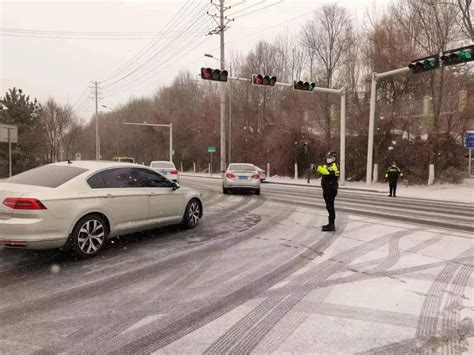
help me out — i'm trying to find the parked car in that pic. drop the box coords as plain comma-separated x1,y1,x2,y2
112,156,135,163
223,163,261,195
254,166,266,182
0,161,203,258
150,161,179,182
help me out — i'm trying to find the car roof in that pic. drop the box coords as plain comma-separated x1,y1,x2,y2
150,160,174,163
229,163,255,166
51,160,140,171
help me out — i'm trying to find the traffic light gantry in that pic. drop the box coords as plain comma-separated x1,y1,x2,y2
408,44,473,74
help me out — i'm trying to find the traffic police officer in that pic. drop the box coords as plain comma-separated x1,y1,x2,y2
316,151,340,231
385,162,403,197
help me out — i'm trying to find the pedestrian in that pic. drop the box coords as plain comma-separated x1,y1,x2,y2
385,162,403,197
316,151,340,232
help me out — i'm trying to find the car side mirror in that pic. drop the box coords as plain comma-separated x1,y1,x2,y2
171,181,180,190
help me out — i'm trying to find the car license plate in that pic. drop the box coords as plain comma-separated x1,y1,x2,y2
238,176,248,180
161,170,168,175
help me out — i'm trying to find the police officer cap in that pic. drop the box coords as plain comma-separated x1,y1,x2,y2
327,151,337,158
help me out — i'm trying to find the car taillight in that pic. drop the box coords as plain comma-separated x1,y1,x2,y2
251,174,260,180
170,170,178,175
226,173,236,179
3,198,47,210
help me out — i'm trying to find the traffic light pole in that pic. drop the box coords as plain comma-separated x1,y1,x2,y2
366,67,410,185
122,122,173,162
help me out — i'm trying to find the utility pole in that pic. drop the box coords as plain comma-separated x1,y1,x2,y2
90,81,102,160
219,0,226,172
208,0,233,172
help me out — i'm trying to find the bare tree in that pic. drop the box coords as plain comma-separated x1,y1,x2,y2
393,0,460,168
41,98,75,162
301,4,353,145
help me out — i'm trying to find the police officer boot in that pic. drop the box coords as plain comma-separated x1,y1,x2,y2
322,218,335,232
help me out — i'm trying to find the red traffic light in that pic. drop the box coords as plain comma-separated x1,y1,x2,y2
201,67,212,79
252,74,277,86
200,67,228,82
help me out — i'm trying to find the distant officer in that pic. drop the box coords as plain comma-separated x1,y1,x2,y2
385,162,403,197
316,151,340,231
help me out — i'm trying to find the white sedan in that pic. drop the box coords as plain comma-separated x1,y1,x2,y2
0,161,203,258
223,163,261,195
150,161,179,182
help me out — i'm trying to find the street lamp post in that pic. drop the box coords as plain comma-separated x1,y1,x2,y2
122,122,173,162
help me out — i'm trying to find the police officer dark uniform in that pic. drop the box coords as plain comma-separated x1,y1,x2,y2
316,151,340,231
385,162,403,197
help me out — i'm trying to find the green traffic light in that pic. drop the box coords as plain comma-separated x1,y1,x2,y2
458,49,472,60
423,58,437,69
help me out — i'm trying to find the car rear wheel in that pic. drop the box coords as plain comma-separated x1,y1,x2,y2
255,189,261,195
71,214,108,258
182,199,201,229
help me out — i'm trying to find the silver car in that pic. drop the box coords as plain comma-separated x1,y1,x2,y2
223,163,261,195
0,161,203,258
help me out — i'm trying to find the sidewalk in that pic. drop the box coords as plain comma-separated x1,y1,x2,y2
181,173,474,204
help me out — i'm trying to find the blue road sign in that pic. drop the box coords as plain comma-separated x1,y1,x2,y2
465,131,474,148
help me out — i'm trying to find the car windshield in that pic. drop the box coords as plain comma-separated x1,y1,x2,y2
229,164,255,171
151,162,175,169
5,165,88,188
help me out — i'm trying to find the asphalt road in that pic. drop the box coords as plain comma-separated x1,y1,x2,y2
0,176,472,354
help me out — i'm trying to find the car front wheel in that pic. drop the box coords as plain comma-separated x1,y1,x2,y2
71,214,108,258
182,199,201,229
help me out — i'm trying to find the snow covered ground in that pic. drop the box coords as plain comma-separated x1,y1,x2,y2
181,173,474,204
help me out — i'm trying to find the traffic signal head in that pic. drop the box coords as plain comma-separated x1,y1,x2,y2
294,80,316,91
200,67,228,82
408,55,439,74
252,74,277,86
441,45,473,66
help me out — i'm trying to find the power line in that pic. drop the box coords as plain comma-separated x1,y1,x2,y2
70,0,198,114
100,7,213,93
102,24,213,96
231,0,284,19
1,27,187,35
226,0,265,17
0,31,206,40
98,0,201,85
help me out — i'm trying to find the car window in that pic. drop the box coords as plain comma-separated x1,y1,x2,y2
229,164,255,171
99,168,141,188
151,162,175,169
137,169,171,188
6,165,88,188
87,173,106,189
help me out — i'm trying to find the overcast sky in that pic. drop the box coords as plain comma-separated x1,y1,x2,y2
1,0,392,118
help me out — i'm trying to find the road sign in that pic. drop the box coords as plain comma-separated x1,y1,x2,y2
208,146,216,153
0,124,18,143
465,131,474,148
